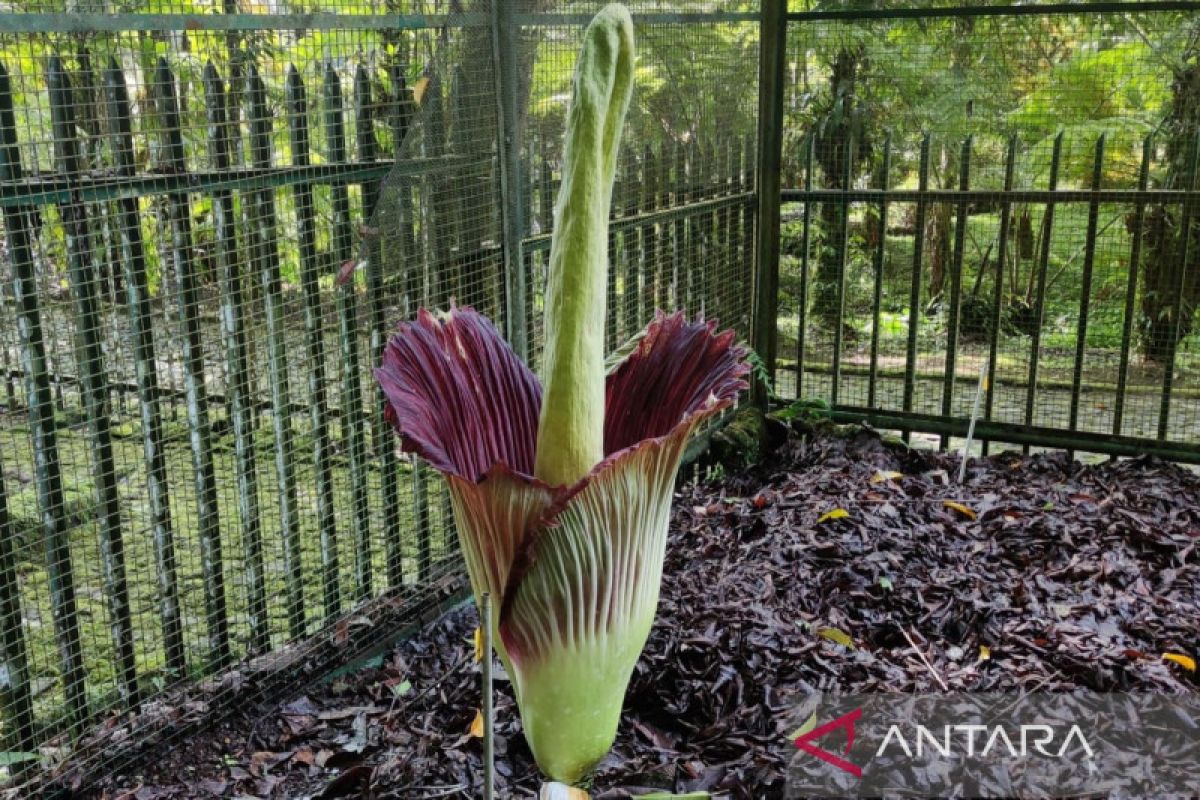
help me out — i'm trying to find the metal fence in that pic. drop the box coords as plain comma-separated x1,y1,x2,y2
767,1,1200,462
0,1,756,790
5,0,1200,791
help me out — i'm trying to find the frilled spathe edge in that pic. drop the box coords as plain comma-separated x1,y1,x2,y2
376,307,749,489
375,306,542,481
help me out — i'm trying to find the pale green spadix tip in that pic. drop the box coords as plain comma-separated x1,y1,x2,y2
534,3,635,487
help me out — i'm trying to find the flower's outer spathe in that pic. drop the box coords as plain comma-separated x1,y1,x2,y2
376,308,748,781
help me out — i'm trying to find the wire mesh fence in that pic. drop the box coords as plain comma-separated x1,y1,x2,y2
0,1,758,791
778,3,1200,461
7,0,1198,790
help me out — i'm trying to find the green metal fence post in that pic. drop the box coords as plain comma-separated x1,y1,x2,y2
903,133,932,438
104,58,185,681
491,0,529,359
48,56,142,704
246,64,305,637
204,62,268,654
672,141,687,312
796,136,814,400
388,64,431,587
622,151,641,337
984,135,1019,455
324,62,372,603
357,63,404,592
752,0,787,407
153,58,231,669
1158,129,1200,440
830,133,854,407
0,443,35,768
287,65,342,619
0,77,85,720
868,135,891,409
1114,136,1152,439
940,135,972,449
1024,131,1063,443
643,143,660,318
1068,134,1106,454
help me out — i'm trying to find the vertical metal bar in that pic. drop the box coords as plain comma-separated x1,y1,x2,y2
324,63,372,602
658,142,674,311
1068,134,1105,449
721,135,737,325
703,139,718,316
389,64,429,587
984,136,1018,454
75,50,117,305
725,135,739,324
672,141,687,312
422,68,458,573
0,445,35,765
868,135,891,409
1024,131,1063,438
686,140,700,316
287,66,341,619
481,592,494,800
48,57,141,704
796,136,814,400
424,73,453,308
246,65,305,637
903,133,932,435
830,133,854,407
203,63,267,654
752,0,787,407
0,64,87,729
357,65,403,592
742,133,756,323
154,58,231,668
1158,130,1200,441
940,135,972,449
1114,136,1152,438
643,143,659,319
390,64,417,316
490,0,528,359
622,151,640,336
105,59,185,679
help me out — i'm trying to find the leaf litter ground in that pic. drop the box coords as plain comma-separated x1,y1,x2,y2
88,425,1199,799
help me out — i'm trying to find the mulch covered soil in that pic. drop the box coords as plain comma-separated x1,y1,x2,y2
89,424,1199,799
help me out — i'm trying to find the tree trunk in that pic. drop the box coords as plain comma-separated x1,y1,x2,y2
927,200,951,302
1141,57,1200,363
811,48,864,330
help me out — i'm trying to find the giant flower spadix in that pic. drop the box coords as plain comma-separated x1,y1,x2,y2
376,3,749,784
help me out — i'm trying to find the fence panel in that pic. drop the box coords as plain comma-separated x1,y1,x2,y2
0,3,759,790
780,4,1200,462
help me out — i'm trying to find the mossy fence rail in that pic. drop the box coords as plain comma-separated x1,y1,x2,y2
0,5,757,789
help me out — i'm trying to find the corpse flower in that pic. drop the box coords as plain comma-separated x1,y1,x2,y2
376,4,749,784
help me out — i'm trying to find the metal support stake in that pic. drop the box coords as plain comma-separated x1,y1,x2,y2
491,0,529,360
751,0,787,407
481,593,495,800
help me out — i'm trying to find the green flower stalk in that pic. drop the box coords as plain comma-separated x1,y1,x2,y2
535,3,635,487
376,3,749,784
